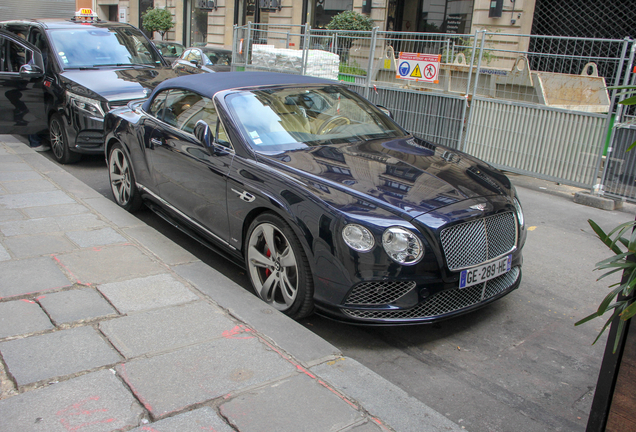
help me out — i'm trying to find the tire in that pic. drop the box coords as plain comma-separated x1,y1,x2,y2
49,114,81,164
107,143,143,212
245,213,314,319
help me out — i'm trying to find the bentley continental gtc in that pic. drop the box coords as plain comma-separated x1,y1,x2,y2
104,72,526,324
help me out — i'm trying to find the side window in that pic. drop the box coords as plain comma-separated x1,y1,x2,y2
148,91,168,119
0,36,33,73
185,49,201,63
216,120,231,148
28,30,49,68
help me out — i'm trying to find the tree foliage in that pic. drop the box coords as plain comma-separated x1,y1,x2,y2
142,8,174,40
326,10,374,33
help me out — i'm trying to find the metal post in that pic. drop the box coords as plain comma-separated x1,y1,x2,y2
365,27,379,99
597,38,635,194
301,23,310,75
458,30,485,151
286,31,290,48
331,33,336,53
245,22,252,68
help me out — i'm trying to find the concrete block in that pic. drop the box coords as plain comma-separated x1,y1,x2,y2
97,273,200,313
311,357,463,432
0,369,144,432
99,301,233,358
116,337,296,419
54,244,165,285
0,256,72,299
38,288,118,325
130,406,234,432
573,192,623,211
65,227,127,248
4,234,77,258
220,373,365,432
124,225,198,265
0,300,53,339
0,326,122,386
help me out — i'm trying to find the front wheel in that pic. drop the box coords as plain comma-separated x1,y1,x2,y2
108,143,143,212
245,213,314,319
49,114,81,164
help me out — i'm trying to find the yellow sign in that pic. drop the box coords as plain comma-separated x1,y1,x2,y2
410,64,422,78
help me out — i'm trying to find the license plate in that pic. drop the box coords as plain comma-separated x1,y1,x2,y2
459,255,512,289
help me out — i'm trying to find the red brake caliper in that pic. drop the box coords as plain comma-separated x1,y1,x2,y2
265,248,272,277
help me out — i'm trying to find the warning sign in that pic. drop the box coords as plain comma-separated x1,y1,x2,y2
397,53,440,83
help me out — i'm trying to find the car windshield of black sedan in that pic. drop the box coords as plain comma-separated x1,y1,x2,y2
48,27,163,69
226,86,406,153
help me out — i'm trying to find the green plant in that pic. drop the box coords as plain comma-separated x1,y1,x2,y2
141,8,174,41
326,10,374,34
575,84,636,353
339,60,367,77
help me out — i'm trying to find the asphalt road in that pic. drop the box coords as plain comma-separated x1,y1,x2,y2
32,144,635,432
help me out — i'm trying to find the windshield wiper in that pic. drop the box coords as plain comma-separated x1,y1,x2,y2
92,63,155,68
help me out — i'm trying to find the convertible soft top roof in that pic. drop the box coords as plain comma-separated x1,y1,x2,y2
142,72,339,112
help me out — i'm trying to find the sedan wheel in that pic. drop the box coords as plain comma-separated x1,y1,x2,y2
108,144,142,212
49,114,81,164
246,213,313,319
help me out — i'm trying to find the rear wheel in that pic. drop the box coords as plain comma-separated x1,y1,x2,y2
245,213,314,319
49,114,80,164
108,143,142,212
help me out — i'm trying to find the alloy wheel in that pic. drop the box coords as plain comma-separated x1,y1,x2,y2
109,148,132,206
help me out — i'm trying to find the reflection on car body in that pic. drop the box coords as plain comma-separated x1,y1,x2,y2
172,46,232,74
104,72,526,324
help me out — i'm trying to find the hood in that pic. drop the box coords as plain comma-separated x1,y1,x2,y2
61,67,182,102
260,136,514,219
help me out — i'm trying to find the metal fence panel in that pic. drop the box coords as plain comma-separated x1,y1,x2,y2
602,125,636,202
465,98,607,188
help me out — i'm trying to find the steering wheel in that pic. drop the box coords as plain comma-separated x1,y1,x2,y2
318,115,351,134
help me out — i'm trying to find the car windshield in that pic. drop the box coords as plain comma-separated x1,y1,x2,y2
226,85,406,153
156,42,184,57
48,27,163,69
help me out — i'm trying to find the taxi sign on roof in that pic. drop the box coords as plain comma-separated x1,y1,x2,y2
397,53,441,83
74,8,98,21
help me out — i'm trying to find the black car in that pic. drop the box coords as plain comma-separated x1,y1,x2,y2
104,71,526,324
0,9,183,163
172,46,232,74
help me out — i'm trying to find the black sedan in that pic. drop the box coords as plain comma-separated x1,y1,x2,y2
172,46,232,74
104,72,526,324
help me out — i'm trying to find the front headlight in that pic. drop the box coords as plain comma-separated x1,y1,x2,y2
382,226,424,265
513,197,524,228
66,91,105,118
342,224,375,252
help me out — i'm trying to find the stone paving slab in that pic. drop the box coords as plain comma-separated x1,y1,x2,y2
0,256,72,299
0,208,24,222
116,336,296,419
4,234,77,258
65,227,127,248
123,225,198,265
0,190,75,209
38,288,118,325
83,197,144,229
23,203,89,218
97,273,200,313
0,326,122,387
174,261,341,366
0,300,53,339
100,301,233,358
0,162,32,173
2,179,58,194
129,406,234,432
0,170,42,182
0,244,9,262
312,358,463,432
54,244,166,285
219,373,366,432
0,369,144,432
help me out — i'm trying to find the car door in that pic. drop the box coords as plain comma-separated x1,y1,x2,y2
146,88,234,244
0,29,47,135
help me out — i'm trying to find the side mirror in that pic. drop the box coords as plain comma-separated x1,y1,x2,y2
376,105,393,119
19,63,44,79
194,120,213,148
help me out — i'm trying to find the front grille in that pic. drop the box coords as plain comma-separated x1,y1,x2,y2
440,212,516,271
344,280,416,305
342,266,520,321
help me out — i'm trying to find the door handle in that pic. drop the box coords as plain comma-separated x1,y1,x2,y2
150,138,162,146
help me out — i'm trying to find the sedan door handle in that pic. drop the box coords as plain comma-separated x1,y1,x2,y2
150,138,163,146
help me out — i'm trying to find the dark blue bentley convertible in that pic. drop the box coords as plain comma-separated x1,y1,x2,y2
104,72,526,324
